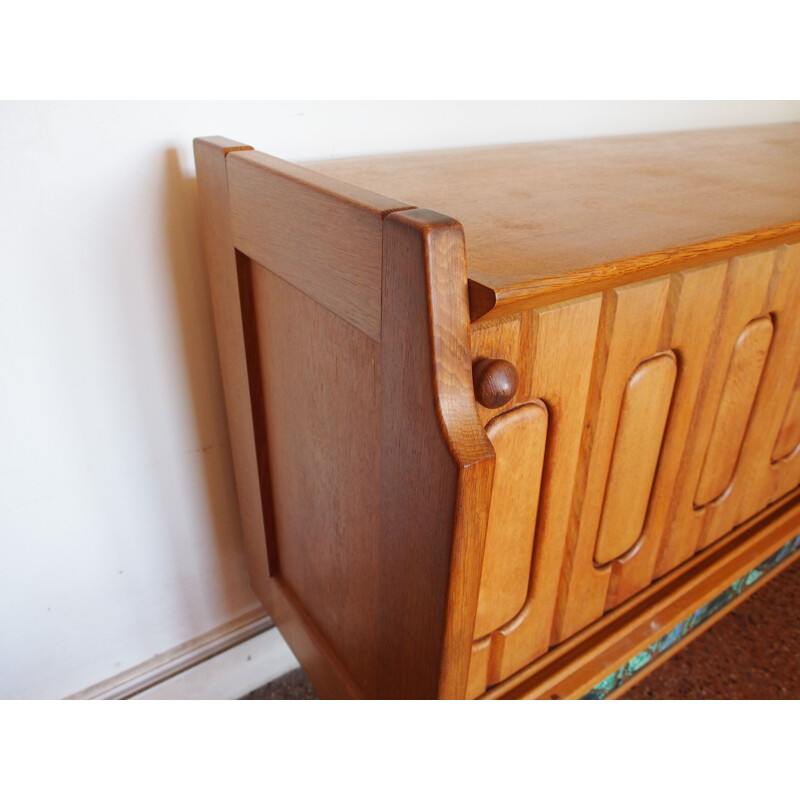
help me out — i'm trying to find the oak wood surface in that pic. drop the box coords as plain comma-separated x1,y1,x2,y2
467,294,603,691
483,486,800,699
193,138,273,604
200,135,497,698
472,358,519,409
606,262,727,606
380,209,494,699
227,149,411,340
554,277,672,641
773,378,800,462
605,544,800,699
594,352,677,566
659,250,777,562
730,244,800,519
465,242,800,696
305,124,800,319
694,316,773,508
198,130,800,700
249,262,381,696
473,402,547,639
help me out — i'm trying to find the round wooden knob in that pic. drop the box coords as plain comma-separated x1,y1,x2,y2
473,358,519,409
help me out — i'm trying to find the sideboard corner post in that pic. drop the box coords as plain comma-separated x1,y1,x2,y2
192,137,274,605
380,209,495,699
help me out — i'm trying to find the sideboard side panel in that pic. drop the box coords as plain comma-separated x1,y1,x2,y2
204,145,411,698
247,261,382,698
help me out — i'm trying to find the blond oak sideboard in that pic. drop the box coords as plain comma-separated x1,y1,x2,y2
194,123,800,699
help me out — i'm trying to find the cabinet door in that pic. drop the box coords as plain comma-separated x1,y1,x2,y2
466,242,800,697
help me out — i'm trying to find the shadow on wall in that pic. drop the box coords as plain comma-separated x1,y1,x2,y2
162,148,256,618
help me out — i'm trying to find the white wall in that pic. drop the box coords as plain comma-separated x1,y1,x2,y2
2,101,799,699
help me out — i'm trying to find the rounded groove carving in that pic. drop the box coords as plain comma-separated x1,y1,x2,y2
473,401,548,640
772,371,800,463
594,351,678,567
695,315,774,508
473,358,519,409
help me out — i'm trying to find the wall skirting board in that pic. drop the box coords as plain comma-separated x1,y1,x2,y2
67,609,299,700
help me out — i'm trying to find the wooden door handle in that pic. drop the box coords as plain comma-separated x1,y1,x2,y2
473,359,519,409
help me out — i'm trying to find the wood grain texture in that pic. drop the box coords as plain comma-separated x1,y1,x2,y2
659,250,778,562
250,262,381,697
378,210,494,697
484,486,800,699
306,124,800,319
199,137,497,698
227,150,411,340
199,130,800,701
710,244,800,542
196,138,404,698
467,294,602,692
606,263,727,607
735,245,800,511
474,403,547,639
470,317,523,426
595,352,677,566
380,209,494,699
268,577,367,699
553,277,671,642
695,316,773,508
466,242,800,696
773,379,800,462
473,358,519,409
193,137,272,603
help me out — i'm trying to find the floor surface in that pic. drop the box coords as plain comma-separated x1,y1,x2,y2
242,555,800,700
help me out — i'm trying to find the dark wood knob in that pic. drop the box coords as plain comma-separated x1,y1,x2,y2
473,358,519,409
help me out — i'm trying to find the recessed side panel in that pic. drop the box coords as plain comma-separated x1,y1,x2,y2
473,402,548,639
595,352,677,565
250,260,382,698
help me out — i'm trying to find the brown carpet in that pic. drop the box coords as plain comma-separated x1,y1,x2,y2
242,556,800,700
242,668,319,700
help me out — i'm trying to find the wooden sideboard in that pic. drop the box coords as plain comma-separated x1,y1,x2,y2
194,123,800,699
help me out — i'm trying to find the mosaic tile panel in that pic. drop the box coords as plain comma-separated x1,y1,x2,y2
581,532,800,699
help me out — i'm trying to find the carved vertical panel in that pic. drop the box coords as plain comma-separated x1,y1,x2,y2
656,249,778,571
694,317,774,507
552,277,671,642
740,244,800,513
467,242,800,698
606,262,727,608
467,294,601,692
594,352,677,565
473,402,548,639
773,381,800,462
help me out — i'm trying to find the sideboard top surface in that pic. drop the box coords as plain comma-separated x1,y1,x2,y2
305,123,800,318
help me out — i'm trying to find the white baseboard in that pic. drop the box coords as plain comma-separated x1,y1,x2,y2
68,609,300,700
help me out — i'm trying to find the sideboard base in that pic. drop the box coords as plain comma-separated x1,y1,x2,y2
483,487,800,699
